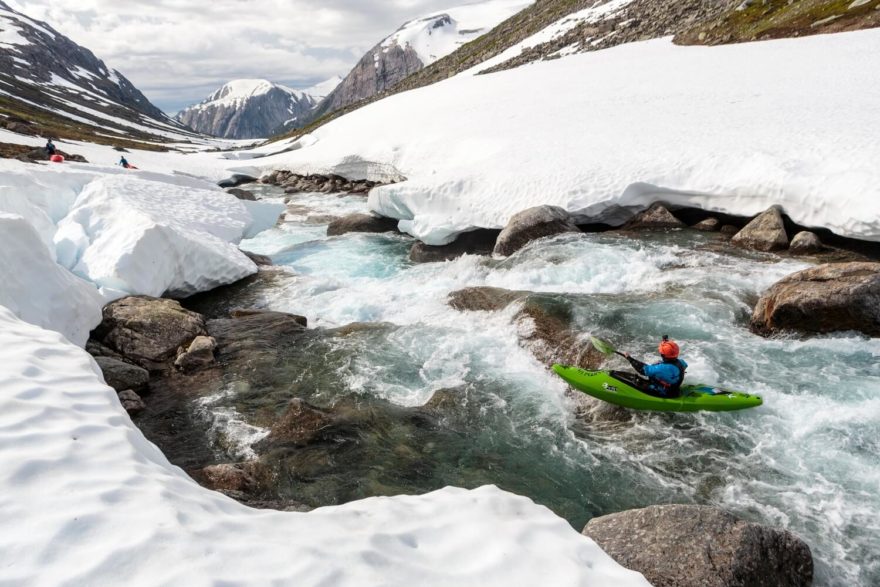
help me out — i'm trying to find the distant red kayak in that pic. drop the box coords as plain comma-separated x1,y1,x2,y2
49,154,64,163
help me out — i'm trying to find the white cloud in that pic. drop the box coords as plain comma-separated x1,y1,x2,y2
7,0,462,112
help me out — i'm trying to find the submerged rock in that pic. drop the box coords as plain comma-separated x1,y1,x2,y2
622,203,685,230
583,505,813,587
327,213,399,236
691,217,721,232
447,286,528,312
720,224,740,236
117,389,147,416
190,463,258,493
788,231,823,255
265,399,335,446
95,356,149,392
731,206,789,252
493,206,580,256
751,262,880,336
227,188,256,201
92,296,208,371
410,229,499,263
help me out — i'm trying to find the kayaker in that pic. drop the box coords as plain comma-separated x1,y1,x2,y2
45,139,56,156
624,335,687,398
119,155,131,169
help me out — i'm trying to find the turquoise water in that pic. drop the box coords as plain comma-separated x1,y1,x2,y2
231,187,880,586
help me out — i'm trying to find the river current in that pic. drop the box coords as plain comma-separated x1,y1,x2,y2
202,186,880,586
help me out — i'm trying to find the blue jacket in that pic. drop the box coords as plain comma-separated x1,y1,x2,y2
644,359,687,394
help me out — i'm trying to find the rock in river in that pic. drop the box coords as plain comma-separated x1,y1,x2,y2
731,206,789,252
493,205,580,256
583,504,813,587
92,296,208,371
751,262,880,336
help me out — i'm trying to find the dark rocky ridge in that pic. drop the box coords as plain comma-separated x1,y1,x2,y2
0,1,194,144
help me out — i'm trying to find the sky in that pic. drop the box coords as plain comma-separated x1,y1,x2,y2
7,0,460,113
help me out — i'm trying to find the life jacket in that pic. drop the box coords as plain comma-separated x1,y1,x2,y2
651,360,686,397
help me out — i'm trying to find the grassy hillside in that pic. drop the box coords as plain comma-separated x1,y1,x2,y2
676,0,880,44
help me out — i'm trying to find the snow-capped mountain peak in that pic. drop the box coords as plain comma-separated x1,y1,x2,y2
176,78,340,139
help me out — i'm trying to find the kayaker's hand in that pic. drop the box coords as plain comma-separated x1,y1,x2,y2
624,352,630,358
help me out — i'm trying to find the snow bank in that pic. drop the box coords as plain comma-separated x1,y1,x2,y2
55,174,282,298
0,213,102,346
253,29,880,245
0,306,649,586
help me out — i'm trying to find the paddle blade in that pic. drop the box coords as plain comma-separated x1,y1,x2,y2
590,336,617,356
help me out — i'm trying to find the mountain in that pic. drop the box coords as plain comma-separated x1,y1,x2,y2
175,78,341,139
0,0,197,146
312,0,533,119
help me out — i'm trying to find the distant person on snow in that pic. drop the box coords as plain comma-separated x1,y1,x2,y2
624,335,688,398
119,155,131,169
45,139,56,156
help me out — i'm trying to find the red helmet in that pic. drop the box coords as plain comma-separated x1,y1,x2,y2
658,338,680,359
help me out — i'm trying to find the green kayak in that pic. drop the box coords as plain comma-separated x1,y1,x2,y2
552,365,762,412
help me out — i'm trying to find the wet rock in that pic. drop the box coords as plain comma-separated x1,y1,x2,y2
494,206,581,256
731,206,789,252
227,188,256,201
720,225,740,236
516,298,603,371
326,213,399,236
266,399,335,446
692,217,721,232
788,231,823,255
447,286,528,312
410,229,499,263
422,387,464,412
86,339,122,360
207,311,309,366
583,504,813,587
94,356,149,392
228,309,307,326
190,463,257,492
92,296,208,371
174,336,217,372
266,171,387,195
117,389,147,416
751,262,880,337
241,250,272,266
622,203,685,230
218,174,257,188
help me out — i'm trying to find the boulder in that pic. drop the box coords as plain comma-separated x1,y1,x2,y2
583,505,813,587
5,121,36,135
788,231,822,255
692,217,721,232
94,356,149,392
751,262,880,336
227,188,256,201
92,296,208,371
266,398,335,446
410,229,499,263
174,336,217,371
493,206,580,256
720,225,740,236
326,213,399,237
117,389,147,416
730,207,789,252
622,203,685,230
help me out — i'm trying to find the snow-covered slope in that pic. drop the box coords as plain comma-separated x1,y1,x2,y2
0,0,197,142
244,29,880,245
314,0,533,117
176,79,322,139
0,305,651,586
302,75,343,100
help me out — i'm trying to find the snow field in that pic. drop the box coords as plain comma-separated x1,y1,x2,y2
248,29,880,245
